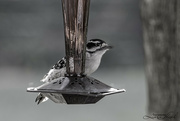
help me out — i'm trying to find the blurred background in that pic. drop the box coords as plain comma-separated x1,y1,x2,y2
0,0,146,121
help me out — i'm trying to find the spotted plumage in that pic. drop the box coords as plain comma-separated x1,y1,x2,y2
52,57,66,69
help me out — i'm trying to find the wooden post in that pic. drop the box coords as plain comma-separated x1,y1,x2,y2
62,0,90,76
141,0,180,120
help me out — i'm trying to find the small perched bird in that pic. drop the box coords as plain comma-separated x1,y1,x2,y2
35,39,112,104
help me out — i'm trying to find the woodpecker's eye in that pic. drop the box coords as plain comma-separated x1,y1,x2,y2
96,43,101,46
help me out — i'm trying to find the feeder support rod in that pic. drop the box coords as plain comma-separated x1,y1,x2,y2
62,0,90,76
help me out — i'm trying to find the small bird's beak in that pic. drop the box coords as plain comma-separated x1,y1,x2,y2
107,45,113,49
103,45,113,50
98,44,113,51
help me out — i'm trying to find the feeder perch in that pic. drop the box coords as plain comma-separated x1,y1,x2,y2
27,0,125,104
27,76,125,104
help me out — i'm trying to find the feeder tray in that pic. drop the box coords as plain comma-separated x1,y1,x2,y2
27,76,125,104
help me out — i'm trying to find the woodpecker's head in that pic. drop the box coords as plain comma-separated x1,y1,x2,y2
86,39,112,56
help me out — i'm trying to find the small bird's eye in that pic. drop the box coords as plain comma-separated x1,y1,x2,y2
96,43,100,46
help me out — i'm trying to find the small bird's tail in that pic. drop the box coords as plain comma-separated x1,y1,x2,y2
35,93,48,105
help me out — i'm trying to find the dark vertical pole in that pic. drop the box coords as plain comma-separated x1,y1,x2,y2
62,0,90,76
141,0,180,120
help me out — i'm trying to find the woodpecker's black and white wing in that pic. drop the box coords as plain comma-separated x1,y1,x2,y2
40,57,66,83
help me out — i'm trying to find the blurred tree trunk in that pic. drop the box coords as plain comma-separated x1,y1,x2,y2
141,0,180,121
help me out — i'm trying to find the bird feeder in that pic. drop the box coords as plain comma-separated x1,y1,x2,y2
27,0,125,104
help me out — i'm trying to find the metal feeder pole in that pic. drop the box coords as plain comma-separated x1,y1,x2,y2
62,0,90,76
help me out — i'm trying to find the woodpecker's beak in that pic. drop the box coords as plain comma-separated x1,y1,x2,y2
106,45,113,49
96,44,113,52
102,45,113,50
